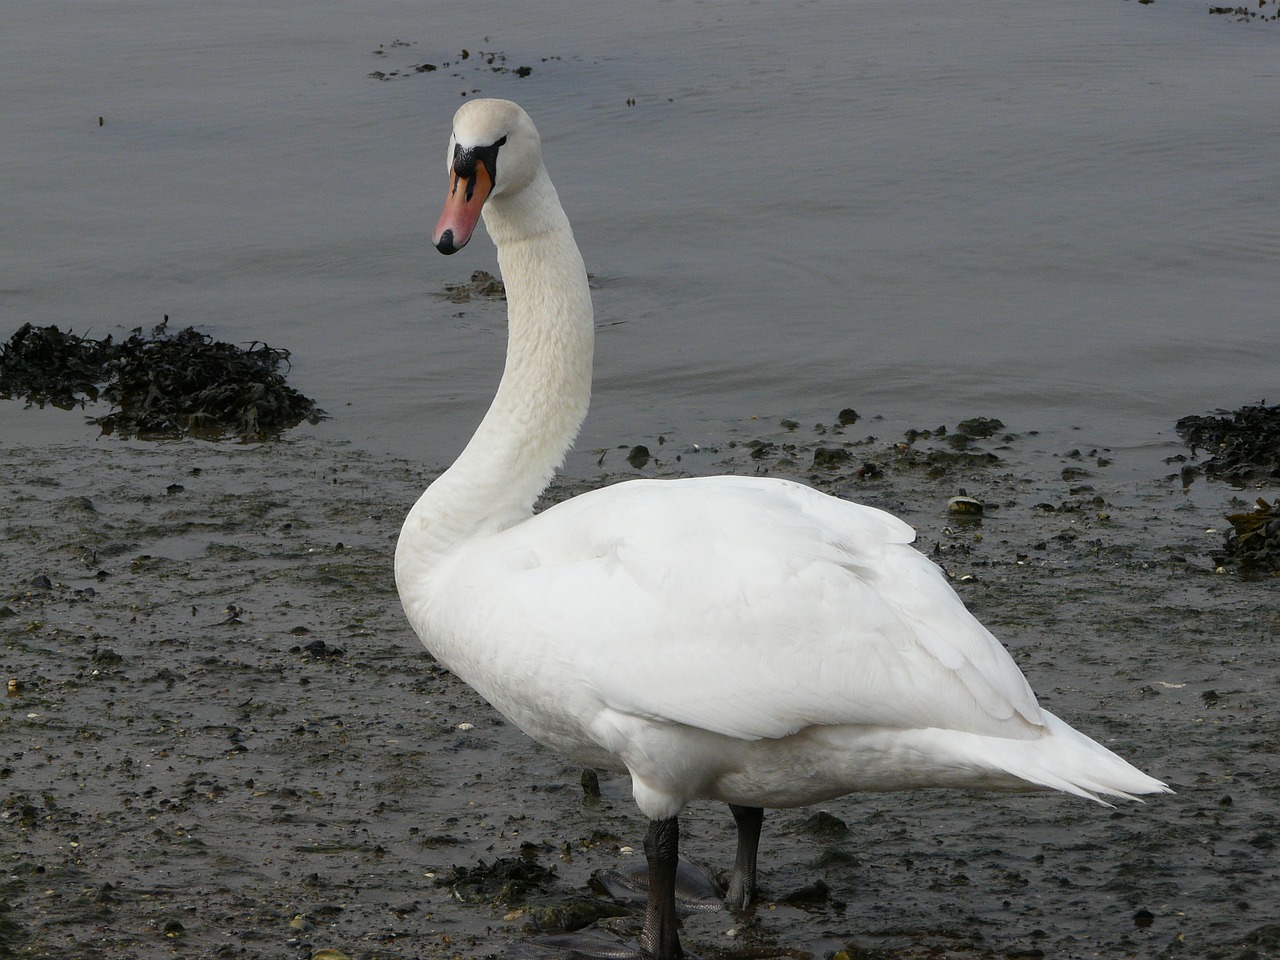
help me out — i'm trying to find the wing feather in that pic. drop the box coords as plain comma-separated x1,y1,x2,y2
463,475,1045,743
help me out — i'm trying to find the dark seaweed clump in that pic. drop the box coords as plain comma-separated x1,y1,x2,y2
1218,498,1280,574
0,323,114,408
0,321,325,440
1209,2,1280,20
443,269,507,303
1175,402,1280,484
436,856,557,905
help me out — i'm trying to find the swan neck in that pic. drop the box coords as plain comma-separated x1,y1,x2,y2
399,165,593,569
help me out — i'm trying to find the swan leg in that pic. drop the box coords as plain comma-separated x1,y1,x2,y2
724,804,763,912
638,817,683,960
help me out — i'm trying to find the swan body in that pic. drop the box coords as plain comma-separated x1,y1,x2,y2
404,472,1157,817
395,99,1168,959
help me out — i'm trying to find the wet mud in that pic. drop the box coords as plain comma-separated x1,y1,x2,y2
2,415,1278,960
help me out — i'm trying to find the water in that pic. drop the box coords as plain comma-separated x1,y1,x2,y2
3,0,1276,470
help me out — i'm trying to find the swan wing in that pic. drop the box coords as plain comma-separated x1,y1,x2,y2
467,475,1044,742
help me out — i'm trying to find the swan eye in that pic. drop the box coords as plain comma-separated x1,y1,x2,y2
451,135,508,200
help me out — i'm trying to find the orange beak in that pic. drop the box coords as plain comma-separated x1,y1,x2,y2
432,157,493,255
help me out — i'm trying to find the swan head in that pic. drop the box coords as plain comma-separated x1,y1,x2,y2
433,99,542,255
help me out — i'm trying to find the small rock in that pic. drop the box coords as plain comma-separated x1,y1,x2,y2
947,495,984,517
813,447,852,468
160,918,185,938
955,416,1005,438
800,810,849,839
779,878,833,907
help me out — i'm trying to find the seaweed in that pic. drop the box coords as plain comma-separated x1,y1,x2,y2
442,269,507,302
1217,497,1280,575
0,323,113,409
0,321,325,441
1176,402,1280,484
436,857,557,905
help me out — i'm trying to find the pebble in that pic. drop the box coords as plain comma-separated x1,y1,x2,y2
947,495,984,516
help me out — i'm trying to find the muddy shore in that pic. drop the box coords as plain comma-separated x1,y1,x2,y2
2,419,1277,960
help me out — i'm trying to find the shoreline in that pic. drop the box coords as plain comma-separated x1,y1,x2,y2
2,421,1276,959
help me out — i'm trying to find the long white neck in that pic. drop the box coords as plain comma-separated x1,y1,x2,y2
397,165,594,578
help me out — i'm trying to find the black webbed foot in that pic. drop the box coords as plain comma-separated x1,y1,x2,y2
594,858,726,914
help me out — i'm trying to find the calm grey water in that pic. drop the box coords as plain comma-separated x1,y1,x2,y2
3,1,1276,471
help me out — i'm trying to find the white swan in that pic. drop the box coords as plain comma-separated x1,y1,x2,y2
395,99,1169,960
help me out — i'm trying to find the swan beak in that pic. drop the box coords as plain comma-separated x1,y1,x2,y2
433,159,493,255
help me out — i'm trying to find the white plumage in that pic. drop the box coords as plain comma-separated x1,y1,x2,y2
395,99,1168,959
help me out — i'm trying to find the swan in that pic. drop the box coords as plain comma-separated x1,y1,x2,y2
395,99,1170,960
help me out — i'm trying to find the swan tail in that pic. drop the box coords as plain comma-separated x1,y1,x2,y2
991,710,1172,806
